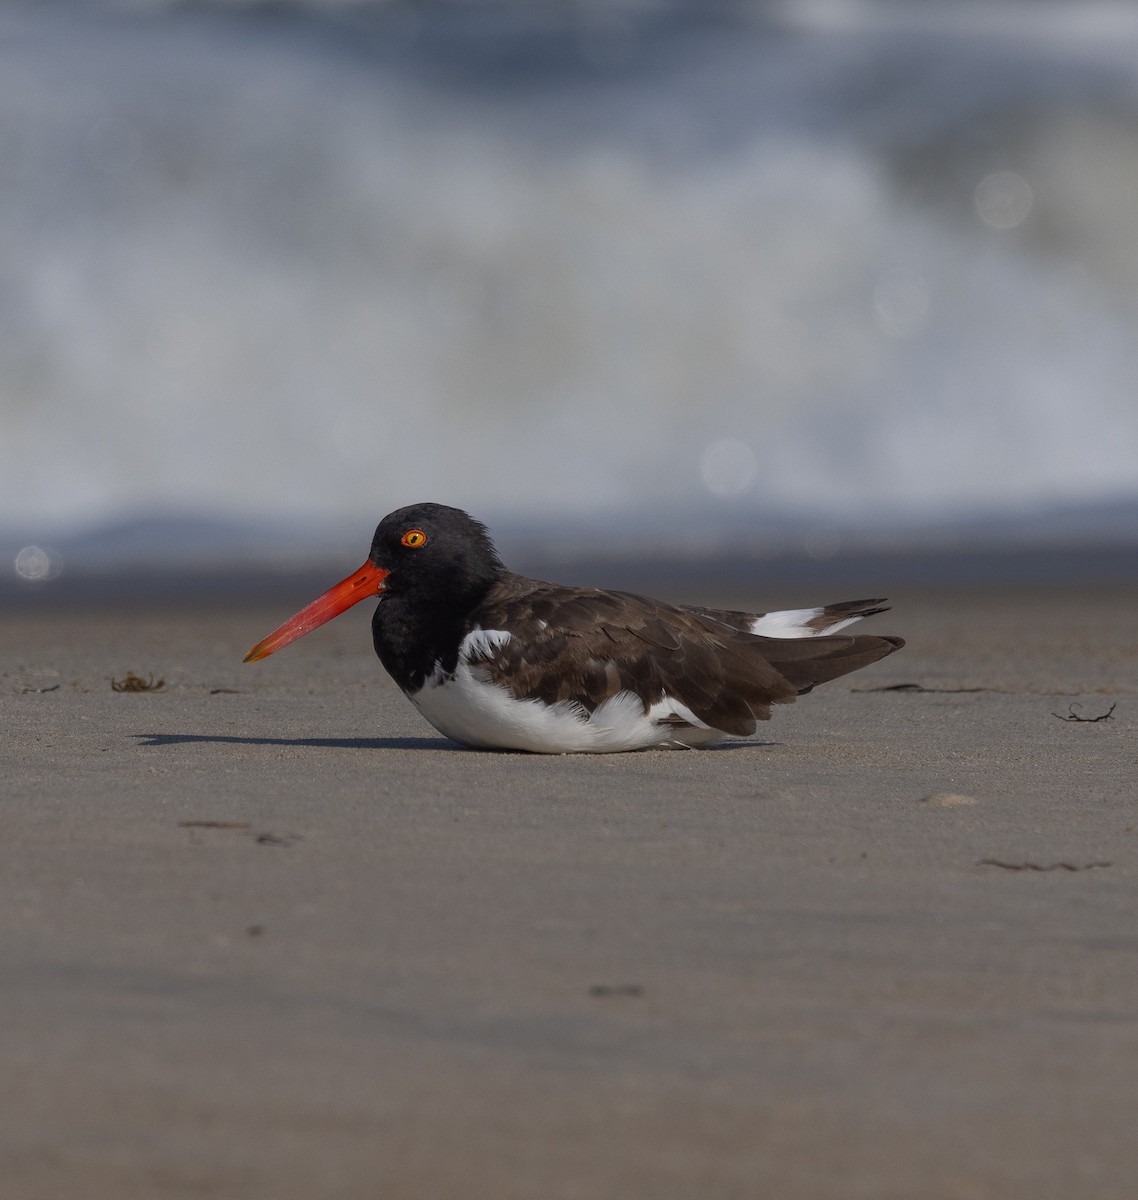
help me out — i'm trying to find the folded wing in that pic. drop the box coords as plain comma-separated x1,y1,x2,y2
468,578,904,738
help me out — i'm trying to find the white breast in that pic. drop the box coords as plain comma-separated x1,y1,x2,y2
405,628,721,754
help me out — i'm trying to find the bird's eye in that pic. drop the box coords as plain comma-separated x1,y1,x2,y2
401,529,427,548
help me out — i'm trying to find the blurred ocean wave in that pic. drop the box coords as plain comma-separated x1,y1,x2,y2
3,1,1138,585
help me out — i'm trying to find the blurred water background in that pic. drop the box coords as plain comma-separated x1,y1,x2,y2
4,0,1138,598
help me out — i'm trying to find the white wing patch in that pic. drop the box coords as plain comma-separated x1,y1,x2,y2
463,627,513,660
749,607,863,639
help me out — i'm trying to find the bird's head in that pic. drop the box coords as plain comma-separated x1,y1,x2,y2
243,503,503,663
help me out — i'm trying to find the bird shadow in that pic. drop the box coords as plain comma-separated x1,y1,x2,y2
133,732,459,751
702,740,781,751
133,731,779,753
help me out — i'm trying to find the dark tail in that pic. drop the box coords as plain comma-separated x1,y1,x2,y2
819,597,892,622
764,633,906,695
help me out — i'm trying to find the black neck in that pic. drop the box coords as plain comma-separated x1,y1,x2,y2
371,573,500,693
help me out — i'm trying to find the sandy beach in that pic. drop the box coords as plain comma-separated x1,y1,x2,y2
3,583,1136,1199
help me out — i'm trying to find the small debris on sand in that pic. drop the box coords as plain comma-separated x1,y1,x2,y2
111,671,165,692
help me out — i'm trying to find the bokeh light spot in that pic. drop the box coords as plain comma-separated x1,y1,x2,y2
15,545,63,582
975,170,1034,229
699,438,757,498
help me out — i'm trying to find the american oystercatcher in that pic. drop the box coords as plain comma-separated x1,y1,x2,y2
244,503,904,753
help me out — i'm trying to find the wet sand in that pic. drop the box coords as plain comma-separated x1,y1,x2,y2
3,585,1136,1199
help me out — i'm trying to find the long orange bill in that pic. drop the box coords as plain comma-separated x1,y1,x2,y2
243,560,389,663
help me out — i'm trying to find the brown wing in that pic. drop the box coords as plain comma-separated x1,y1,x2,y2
468,576,904,738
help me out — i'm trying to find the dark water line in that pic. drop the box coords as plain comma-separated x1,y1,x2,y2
3,543,1135,612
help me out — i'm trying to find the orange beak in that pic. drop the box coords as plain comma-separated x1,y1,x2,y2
243,560,389,663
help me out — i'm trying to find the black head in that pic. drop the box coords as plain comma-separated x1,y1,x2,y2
242,502,506,665
368,503,505,607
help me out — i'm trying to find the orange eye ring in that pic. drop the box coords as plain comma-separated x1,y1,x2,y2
400,528,427,548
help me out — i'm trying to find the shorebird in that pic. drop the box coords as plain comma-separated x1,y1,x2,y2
244,503,903,753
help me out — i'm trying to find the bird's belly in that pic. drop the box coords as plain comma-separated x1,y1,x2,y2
405,663,720,754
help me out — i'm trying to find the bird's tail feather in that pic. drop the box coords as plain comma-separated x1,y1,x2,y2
760,633,906,696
